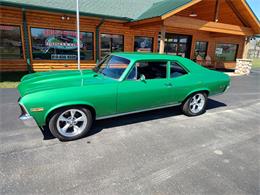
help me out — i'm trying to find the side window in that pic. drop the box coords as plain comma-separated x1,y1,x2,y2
127,61,167,80
170,62,187,78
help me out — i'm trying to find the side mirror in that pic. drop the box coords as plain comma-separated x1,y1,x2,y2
139,74,146,82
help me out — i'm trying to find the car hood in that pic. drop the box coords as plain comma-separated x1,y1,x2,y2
18,70,114,97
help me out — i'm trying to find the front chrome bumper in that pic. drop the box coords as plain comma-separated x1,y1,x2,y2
19,114,37,127
18,102,37,127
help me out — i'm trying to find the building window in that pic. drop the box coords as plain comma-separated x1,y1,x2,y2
134,36,153,52
0,25,23,59
194,41,208,59
101,34,124,58
30,28,93,60
215,43,238,61
158,33,192,58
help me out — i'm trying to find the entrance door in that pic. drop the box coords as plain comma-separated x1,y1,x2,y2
165,33,192,58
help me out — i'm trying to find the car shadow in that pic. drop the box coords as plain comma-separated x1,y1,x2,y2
41,98,226,140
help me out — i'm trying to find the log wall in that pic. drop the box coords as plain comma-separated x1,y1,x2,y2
0,6,245,72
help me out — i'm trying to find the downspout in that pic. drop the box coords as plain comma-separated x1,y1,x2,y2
95,19,105,63
22,9,32,73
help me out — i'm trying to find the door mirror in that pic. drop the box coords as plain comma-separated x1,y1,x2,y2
139,74,146,82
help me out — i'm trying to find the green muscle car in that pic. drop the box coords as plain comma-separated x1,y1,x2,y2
18,53,230,141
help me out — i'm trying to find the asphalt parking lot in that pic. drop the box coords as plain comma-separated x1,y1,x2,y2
0,69,260,194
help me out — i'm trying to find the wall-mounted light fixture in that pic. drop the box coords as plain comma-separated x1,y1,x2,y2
189,12,197,17
61,16,70,20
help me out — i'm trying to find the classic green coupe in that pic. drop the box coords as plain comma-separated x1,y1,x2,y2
18,53,230,141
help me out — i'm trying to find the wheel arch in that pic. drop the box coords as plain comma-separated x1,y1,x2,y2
45,102,96,125
182,89,210,104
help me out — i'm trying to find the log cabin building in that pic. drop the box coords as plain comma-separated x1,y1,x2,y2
0,0,259,72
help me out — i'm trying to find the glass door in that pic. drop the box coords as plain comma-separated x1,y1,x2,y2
164,33,192,58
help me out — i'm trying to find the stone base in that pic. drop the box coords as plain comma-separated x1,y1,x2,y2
235,59,252,75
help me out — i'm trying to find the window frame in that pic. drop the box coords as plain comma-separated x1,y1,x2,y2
194,41,208,59
159,33,192,58
29,27,94,61
0,24,25,60
134,36,154,53
169,61,189,79
124,59,169,81
215,43,239,62
100,33,124,58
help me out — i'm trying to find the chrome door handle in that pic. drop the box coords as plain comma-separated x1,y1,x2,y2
164,83,173,87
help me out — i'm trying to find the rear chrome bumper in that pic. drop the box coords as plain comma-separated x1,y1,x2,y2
210,84,230,97
224,85,230,92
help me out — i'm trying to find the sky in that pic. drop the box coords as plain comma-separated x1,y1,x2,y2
246,0,260,20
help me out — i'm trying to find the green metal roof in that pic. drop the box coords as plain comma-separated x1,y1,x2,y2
137,0,192,20
0,0,191,21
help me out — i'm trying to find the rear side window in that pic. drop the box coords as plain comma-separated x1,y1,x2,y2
170,61,187,78
127,61,167,80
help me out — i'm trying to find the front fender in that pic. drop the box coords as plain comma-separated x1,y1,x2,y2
43,101,95,125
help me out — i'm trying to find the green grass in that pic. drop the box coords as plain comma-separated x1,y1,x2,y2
0,72,29,88
252,58,260,68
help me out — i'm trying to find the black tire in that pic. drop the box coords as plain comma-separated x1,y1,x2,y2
182,92,207,116
48,106,93,141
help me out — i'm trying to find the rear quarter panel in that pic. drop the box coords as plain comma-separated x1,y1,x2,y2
200,70,230,96
175,57,229,99
172,67,230,102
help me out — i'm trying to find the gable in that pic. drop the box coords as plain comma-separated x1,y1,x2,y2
176,0,245,26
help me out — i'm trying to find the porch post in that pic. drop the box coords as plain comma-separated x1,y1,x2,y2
96,19,104,63
159,26,165,54
22,9,32,73
242,36,250,59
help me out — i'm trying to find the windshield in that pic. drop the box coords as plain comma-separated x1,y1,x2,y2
93,55,130,79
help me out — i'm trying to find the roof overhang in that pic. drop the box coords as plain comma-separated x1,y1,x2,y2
233,0,260,34
164,16,254,36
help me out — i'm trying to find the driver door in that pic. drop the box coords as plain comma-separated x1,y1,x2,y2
117,60,171,114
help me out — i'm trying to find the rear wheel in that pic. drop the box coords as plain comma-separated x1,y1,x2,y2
182,92,207,116
48,107,93,141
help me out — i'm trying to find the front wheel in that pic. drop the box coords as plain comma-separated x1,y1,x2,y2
182,92,207,116
48,107,93,141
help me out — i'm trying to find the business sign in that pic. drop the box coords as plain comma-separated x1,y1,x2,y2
215,48,223,55
45,36,83,50
135,37,153,52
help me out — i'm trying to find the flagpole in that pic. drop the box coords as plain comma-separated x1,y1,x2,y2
76,0,80,70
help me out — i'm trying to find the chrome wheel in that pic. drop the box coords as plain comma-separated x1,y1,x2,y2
56,109,87,137
189,93,205,114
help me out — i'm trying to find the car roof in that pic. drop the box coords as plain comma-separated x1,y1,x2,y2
112,52,184,61
111,52,213,73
